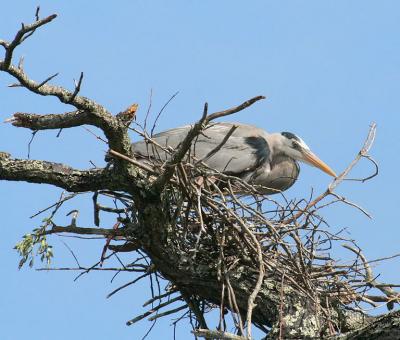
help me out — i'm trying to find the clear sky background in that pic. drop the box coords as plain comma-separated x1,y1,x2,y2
1,1,399,340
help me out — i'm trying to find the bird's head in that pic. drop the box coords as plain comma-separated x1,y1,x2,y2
275,131,337,177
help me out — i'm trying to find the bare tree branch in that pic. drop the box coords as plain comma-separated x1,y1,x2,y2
206,95,266,121
43,224,129,238
283,122,377,224
6,110,93,130
0,13,134,156
0,152,126,192
1,13,57,68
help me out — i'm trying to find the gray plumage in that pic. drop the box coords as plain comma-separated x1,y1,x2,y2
132,122,336,194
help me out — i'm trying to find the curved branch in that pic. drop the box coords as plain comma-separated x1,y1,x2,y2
0,13,133,156
283,122,377,224
1,13,57,68
206,95,266,121
1,64,130,152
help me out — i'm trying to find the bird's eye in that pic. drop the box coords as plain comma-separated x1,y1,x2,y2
292,141,300,149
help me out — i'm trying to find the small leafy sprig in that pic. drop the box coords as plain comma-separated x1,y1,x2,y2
15,218,53,269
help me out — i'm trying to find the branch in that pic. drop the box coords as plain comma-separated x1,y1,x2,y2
147,305,187,321
126,295,184,326
343,244,400,301
70,71,84,103
1,13,57,68
44,224,129,238
116,103,138,126
107,242,140,252
142,290,179,307
0,12,133,155
206,95,266,121
108,149,156,174
192,329,247,340
1,61,108,117
329,122,377,192
180,292,208,329
196,124,238,164
283,122,377,224
107,272,151,298
227,182,265,339
0,152,125,192
4,104,131,153
6,110,93,130
151,103,209,191
331,310,400,340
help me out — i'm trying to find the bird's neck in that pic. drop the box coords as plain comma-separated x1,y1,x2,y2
270,154,298,170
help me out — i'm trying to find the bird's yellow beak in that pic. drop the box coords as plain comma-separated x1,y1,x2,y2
301,149,337,178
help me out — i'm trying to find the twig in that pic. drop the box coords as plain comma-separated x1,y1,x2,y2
43,224,128,238
143,290,178,307
107,271,150,298
143,88,153,132
196,124,238,164
206,96,265,121
69,72,84,103
152,96,265,192
283,123,377,224
227,182,265,339
27,130,38,159
151,91,179,136
108,149,156,174
343,244,399,301
36,72,59,89
279,272,286,340
180,292,208,330
30,193,77,218
147,305,187,321
126,295,183,326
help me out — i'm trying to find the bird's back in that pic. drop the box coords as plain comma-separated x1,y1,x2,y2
132,122,270,172
132,122,299,194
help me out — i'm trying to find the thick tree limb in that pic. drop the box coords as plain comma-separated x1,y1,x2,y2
6,110,92,130
331,310,400,340
0,152,125,192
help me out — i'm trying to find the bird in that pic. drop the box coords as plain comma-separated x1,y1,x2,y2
132,122,337,194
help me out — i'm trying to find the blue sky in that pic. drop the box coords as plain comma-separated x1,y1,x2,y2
1,1,399,339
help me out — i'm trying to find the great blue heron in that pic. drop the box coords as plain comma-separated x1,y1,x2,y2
132,122,337,194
